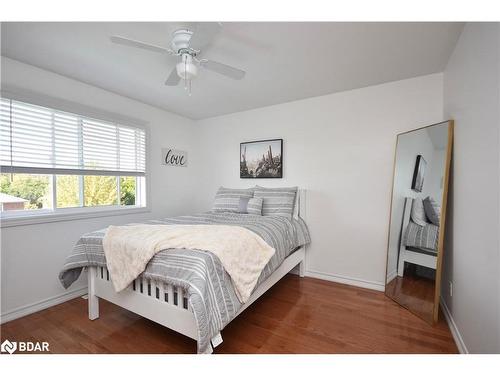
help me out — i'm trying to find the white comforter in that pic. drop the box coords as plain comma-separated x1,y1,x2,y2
102,224,276,303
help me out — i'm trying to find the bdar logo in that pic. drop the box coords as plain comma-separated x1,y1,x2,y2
0,339,49,354
1,339,17,354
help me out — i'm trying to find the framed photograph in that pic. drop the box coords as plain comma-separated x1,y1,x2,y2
411,155,427,192
240,139,283,178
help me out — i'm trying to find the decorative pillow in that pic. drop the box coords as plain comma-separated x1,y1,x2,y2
254,186,298,218
411,198,428,226
212,187,254,212
423,196,441,225
238,197,263,215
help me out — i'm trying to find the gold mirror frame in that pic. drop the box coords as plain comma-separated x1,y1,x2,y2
384,120,454,324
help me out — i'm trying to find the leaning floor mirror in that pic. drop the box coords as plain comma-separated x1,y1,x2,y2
385,120,453,324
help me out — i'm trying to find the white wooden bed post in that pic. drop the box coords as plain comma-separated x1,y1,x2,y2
88,266,99,320
299,260,305,277
298,188,306,278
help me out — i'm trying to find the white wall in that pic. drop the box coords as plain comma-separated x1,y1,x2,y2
442,23,500,353
0,57,197,321
426,149,446,203
192,74,444,290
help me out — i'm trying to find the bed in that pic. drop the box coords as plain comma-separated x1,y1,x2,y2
397,197,439,277
59,190,310,354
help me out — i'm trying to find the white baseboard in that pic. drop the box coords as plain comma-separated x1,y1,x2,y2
440,297,468,354
0,286,88,324
386,269,397,284
305,269,385,292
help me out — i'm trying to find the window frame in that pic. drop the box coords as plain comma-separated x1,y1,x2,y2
0,87,151,228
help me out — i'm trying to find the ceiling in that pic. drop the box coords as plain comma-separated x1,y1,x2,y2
1,22,464,120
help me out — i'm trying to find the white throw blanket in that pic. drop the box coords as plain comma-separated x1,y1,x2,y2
102,224,275,303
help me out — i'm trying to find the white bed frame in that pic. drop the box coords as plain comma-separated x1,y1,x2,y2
397,197,437,277
87,190,307,354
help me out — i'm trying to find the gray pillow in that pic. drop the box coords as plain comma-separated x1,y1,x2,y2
423,196,441,225
212,187,254,212
238,197,263,215
254,186,298,218
410,198,428,226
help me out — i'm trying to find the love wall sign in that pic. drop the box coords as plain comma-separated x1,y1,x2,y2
162,148,188,167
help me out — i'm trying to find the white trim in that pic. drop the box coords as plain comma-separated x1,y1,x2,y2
0,206,150,228
0,286,87,324
305,269,385,291
440,298,469,354
386,269,398,284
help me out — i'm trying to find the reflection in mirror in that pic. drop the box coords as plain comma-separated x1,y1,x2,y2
385,121,453,324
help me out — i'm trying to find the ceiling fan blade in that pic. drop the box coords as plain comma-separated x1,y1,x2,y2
110,35,170,54
200,59,246,80
165,67,181,86
188,23,222,50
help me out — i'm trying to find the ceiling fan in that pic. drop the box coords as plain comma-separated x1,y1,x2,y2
110,23,246,95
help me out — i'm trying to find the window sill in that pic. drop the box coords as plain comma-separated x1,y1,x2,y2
0,206,150,228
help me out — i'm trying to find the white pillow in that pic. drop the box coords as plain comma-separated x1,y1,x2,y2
423,196,441,225
411,198,428,226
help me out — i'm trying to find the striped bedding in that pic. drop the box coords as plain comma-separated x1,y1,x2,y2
403,220,439,252
59,212,310,354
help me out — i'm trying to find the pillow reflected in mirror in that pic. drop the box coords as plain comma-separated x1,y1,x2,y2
423,196,441,226
410,198,428,226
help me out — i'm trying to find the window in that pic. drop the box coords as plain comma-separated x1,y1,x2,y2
0,97,147,221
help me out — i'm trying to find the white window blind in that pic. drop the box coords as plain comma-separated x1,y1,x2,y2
0,98,146,176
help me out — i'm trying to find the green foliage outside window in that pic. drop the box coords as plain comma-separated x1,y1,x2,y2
1,174,50,209
56,175,80,208
84,175,118,206
1,173,137,210
120,176,136,206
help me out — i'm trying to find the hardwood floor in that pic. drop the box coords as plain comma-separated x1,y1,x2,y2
0,275,458,354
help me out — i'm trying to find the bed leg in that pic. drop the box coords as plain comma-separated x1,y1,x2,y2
299,259,305,278
202,344,214,354
88,266,100,320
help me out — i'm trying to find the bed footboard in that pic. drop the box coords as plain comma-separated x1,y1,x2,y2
87,265,198,341
86,246,306,353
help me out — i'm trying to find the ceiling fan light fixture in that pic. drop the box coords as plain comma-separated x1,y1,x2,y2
176,54,198,80
110,23,246,97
